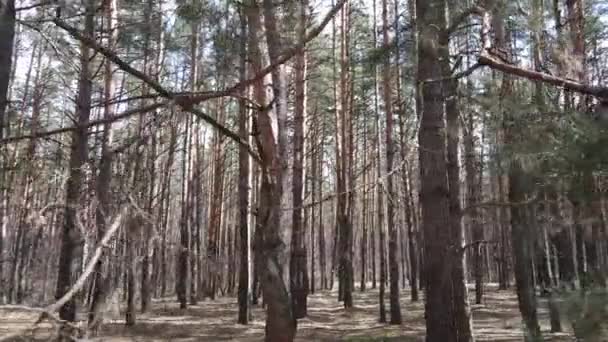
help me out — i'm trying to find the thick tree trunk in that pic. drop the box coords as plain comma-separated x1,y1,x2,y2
417,0,470,340
247,1,296,340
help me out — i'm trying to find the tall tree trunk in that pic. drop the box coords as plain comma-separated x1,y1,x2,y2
187,19,200,306
417,0,470,339
360,123,368,292
237,6,250,324
334,0,353,309
290,0,309,319
318,130,326,290
247,1,296,340
371,0,385,322
465,102,483,304
55,0,95,323
207,106,226,300
88,0,118,332
177,114,192,308
0,0,16,298
381,0,401,324
487,2,543,340
443,3,473,339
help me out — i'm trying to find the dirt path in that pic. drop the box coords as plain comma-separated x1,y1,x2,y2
0,287,574,341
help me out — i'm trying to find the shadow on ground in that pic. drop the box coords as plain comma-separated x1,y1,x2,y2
0,285,575,341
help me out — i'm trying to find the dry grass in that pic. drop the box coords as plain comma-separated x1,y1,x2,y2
0,285,575,341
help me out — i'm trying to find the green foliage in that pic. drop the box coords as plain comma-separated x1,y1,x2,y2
562,288,608,340
175,0,207,23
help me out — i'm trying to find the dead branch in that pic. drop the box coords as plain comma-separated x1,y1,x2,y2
460,240,499,254
0,208,127,342
478,52,608,99
50,0,346,164
459,192,553,217
0,102,167,145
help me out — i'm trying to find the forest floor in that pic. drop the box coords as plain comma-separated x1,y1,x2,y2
0,285,575,341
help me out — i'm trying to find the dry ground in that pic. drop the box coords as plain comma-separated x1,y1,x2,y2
0,286,575,341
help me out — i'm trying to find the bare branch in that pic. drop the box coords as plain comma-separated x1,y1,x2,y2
423,63,483,84
0,102,167,145
478,52,608,99
50,0,346,164
16,0,54,11
0,209,127,342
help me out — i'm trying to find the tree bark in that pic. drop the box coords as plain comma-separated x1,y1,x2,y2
0,0,16,297
246,1,296,340
290,0,309,319
443,2,473,339
55,0,95,323
488,2,543,339
88,0,118,331
417,0,464,340
381,0,401,325
237,6,250,324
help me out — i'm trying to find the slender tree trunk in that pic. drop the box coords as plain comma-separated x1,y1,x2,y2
465,104,483,304
55,0,95,323
309,117,318,294
177,114,192,308
237,7,250,324
487,2,543,339
290,0,309,319
360,124,368,292
139,0,160,312
443,4,473,339
0,0,16,298
125,215,139,326
334,1,353,309
318,137,327,290
381,0,401,324
88,0,118,331
207,102,226,300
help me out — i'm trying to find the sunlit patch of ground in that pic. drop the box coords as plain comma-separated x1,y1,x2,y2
0,285,576,341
